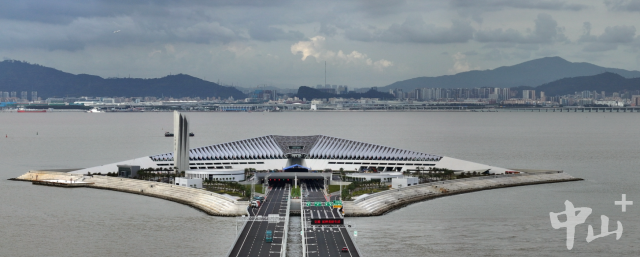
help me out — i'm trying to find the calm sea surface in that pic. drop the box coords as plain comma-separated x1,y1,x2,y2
1,111,639,256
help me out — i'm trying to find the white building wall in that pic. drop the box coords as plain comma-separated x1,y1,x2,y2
70,156,508,176
175,177,202,188
186,170,245,182
391,177,418,189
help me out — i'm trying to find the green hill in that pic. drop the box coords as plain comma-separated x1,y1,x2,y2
0,60,246,99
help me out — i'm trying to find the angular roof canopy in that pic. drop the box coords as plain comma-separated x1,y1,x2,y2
149,135,441,162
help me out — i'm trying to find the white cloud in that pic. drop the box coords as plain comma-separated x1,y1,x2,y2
448,52,479,74
290,36,325,61
225,42,253,56
290,36,394,71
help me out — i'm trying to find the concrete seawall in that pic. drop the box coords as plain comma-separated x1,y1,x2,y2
343,172,582,217
13,171,249,216
13,171,581,217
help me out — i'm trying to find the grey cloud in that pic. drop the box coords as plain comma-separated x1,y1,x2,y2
380,18,474,43
475,13,566,44
605,0,640,11
344,27,377,42
348,0,408,16
319,23,338,37
0,16,244,51
452,0,588,11
0,0,309,51
583,22,592,35
345,17,474,44
248,25,305,42
598,26,636,43
453,0,588,22
450,0,589,23
0,0,294,24
583,43,619,52
579,25,636,52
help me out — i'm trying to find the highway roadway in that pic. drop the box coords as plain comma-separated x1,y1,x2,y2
228,186,289,257
303,183,360,257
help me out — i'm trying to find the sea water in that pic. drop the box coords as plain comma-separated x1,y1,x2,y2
1,111,638,256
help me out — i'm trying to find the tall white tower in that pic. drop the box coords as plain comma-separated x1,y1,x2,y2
173,111,190,174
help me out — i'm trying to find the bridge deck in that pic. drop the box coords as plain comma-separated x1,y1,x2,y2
303,183,360,257
229,186,289,257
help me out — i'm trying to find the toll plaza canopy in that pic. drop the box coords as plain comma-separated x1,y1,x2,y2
283,164,310,172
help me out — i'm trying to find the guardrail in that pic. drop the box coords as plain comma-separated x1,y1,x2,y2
301,184,307,257
282,185,290,257
352,171,564,204
225,215,251,257
344,223,365,257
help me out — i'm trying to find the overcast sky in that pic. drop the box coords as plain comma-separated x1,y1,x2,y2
2,0,640,89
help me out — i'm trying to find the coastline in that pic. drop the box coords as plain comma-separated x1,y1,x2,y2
11,170,248,217
12,170,581,217
343,172,582,217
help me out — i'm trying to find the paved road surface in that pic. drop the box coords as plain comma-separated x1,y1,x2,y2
229,186,289,257
303,183,360,257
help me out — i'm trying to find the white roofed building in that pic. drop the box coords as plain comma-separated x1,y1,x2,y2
70,135,511,180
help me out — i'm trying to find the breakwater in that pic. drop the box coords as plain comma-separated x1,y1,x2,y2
343,172,582,217
13,171,248,216
13,171,581,217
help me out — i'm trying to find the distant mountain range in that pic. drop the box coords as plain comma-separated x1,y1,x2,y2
381,57,640,91
3,58,639,100
295,86,395,100
536,72,640,96
0,60,245,99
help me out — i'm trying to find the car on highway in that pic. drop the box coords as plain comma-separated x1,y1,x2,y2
265,230,273,243
341,247,349,252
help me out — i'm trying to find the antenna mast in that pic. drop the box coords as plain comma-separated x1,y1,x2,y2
324,61,326,87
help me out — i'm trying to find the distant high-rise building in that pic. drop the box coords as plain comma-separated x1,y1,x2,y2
522,90,530,100
540,91,545,102
337,85,348,94
501,88,510,101
31,91,37,101
21,91,28,101
395,89,404,100
10,91,17,98
414,88,422,100
2,92,9,99
601,91,606,98
316,84,322,89
632,95,640,106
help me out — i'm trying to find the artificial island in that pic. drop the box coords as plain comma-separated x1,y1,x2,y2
11,111,582,257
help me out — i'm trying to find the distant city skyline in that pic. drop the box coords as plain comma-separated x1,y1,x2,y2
2,1,640,89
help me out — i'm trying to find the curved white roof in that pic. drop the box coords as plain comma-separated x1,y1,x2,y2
149,135,441,162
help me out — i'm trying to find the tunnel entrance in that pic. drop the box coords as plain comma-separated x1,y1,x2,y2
267,178,293,187
283,164,309,172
